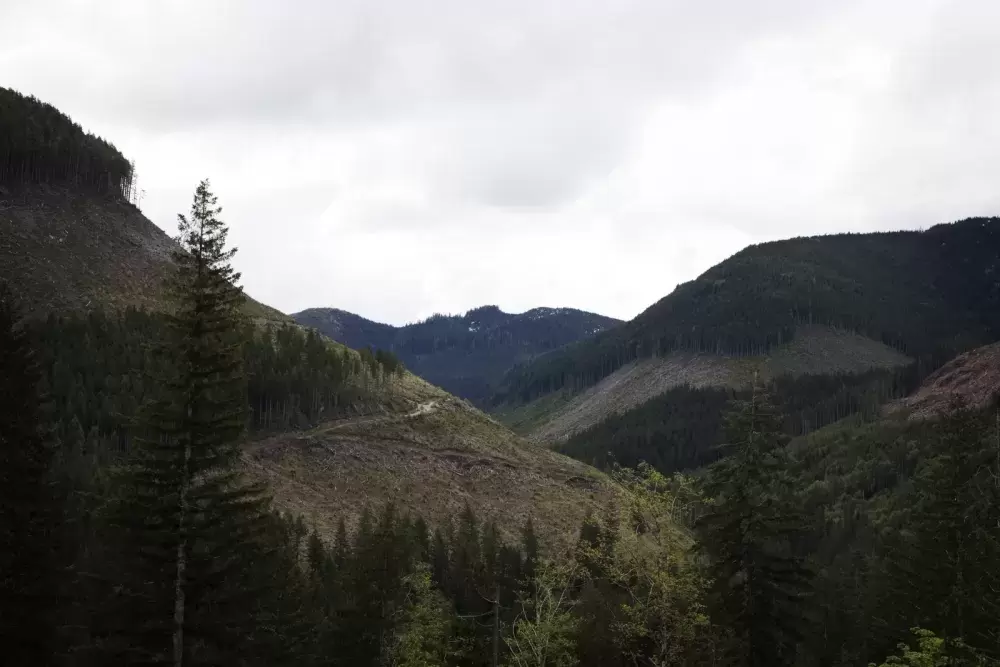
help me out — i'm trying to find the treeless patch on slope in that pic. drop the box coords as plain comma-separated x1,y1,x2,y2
764,325,911,376
528,326,911,443
242,391,609,548
531,351,749,443
886,341,1000,420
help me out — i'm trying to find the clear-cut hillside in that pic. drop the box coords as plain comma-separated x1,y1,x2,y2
0,184,287,323
243,372,610,545
885,341,1000,420
513,325,912,442
496,218,1000,443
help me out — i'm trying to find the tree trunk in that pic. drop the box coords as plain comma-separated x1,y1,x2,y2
173,433,193,667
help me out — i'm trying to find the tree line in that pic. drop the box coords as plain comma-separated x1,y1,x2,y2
495,218,1000,406
0,87,135,198
3,180,998,665
33,306,402,457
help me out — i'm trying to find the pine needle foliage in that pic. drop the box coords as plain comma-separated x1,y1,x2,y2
694,381,815,666
95,181,273,665
0,282,65,665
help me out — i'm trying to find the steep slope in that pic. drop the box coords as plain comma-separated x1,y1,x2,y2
5,88,613,545
294,304,621,405
496,219,1000,441
791,338,1000,518
885,341,1000,420
0,87,285,322
243,373,610,545
0,185,288,322
524,325,911,442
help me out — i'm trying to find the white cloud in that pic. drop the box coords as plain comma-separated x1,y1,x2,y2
3,0,999,324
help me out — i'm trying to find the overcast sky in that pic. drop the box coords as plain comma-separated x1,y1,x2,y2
4,0,1000,325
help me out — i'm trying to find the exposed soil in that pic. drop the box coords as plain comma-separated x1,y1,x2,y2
886,341,1000,420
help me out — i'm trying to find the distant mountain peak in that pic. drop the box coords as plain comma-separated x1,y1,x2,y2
293,304,622,405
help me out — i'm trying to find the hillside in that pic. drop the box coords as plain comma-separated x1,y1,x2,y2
294,304,620,405
0,184,288,323
3,88,613,546
0,87,285,322
243,373,610,546
886,340,1000,420
519,325,912,443
496,219,1000,444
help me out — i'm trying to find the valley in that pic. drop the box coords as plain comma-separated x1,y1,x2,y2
294,305,620,406
3,82,1000,666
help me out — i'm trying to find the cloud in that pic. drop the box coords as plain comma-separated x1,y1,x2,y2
3,0,999,325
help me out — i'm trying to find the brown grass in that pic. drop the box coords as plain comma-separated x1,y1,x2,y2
242,372,611,548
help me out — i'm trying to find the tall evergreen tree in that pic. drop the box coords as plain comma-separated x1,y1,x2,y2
886,401,1000,658
94,181,274,665
0,282,65,665
694,382,814,666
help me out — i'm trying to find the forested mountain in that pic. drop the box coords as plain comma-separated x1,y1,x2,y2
294,304,620,405
4,86,1000,665
496,218,1000,409
0,87,285,321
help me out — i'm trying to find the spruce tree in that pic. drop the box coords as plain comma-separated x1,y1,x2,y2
0,282,64,665
95,181,273,665
694,382,814,666
888,401,1000,658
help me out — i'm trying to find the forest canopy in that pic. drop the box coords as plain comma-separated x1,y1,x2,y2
0,87,134,198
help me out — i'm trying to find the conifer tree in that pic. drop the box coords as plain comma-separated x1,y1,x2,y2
95,181,274,665
694,382,814,666
887,401,1000,658
0,282,65,665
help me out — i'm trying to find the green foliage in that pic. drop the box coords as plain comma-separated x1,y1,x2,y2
561,366,921,477
390,563,460,667
0,87,134,197
560,385,734,472
0,282,66,664
880,402,1000,658
506,560,580,667
32,308,402,455
695,384,815,666
573,464,711,666
869,628,998,667
296,305,619,405
496,218,1000,406
92,181,275,664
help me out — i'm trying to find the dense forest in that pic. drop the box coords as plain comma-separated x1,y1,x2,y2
0,87,134,198
561,365,921,474
295,305,619,405
3,178,1000,666
495,218,1000,406
34,308,402,459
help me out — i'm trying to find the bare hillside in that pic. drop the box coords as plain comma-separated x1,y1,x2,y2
243,372,610,546
526,325,911,442
0,185,287,322
886,341,1000,420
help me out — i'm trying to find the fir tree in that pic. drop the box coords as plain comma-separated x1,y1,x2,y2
0,282,65,665
94,181,274,665
694,382,814,666
888,401,1000,658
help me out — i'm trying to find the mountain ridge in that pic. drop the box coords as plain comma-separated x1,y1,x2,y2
294,304,621,405
495,218,1000,446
